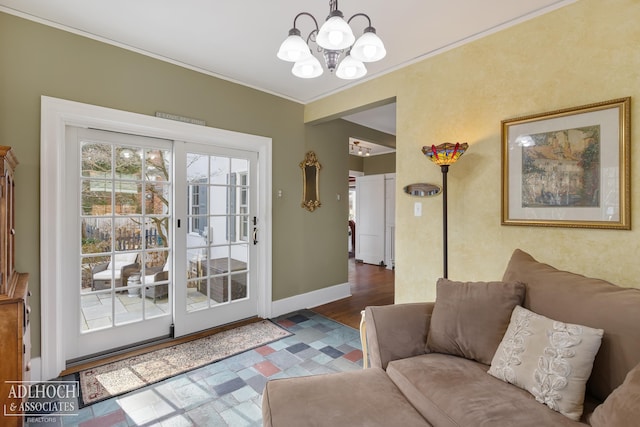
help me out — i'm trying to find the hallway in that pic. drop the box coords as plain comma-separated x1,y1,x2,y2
311,259,394,329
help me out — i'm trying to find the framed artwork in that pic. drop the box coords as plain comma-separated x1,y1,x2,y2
501,97,630,229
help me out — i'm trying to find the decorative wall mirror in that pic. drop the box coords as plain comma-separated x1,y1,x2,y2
300,151,321,211
403,183,441,197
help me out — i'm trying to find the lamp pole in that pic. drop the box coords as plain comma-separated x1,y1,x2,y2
441,165,449,279
421,142,468,280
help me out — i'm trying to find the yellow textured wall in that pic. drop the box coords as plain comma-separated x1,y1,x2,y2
307,0,640,303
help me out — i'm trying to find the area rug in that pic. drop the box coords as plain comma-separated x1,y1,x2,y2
77,320,291,406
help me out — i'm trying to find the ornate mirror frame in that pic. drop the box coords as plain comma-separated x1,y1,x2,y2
300,151,321,212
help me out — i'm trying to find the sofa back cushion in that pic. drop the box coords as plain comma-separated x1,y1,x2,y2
426,279,526,365
502,249,640,401
589,361,640,427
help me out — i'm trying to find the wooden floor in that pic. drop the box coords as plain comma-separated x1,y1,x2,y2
311,258,394,329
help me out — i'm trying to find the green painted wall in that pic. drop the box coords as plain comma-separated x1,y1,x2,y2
348,155,364,172
363,153,396,175
0,12,384,359
291,118,396,297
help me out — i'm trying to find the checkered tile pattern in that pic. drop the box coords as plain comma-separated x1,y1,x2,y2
25,310,363,426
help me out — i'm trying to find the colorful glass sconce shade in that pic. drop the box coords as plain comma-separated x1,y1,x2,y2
421,142,468,279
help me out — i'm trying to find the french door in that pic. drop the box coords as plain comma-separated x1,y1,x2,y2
173,143,258,337
64,128,259,361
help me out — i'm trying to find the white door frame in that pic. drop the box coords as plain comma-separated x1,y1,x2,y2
40,96,272,380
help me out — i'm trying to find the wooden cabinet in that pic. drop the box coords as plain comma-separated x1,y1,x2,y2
0,146,30,427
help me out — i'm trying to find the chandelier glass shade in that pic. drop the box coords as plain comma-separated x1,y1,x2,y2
292,55,324,79
277,0,386,80
336,53,367,79
316,11,356,50
276,29,313,63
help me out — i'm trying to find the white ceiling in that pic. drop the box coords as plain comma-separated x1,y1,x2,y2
0,0,574,107
343,103,397,135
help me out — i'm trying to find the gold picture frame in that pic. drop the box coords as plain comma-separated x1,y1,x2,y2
501,97,630,229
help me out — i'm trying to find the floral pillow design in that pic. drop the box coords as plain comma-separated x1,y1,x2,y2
488,305,604,421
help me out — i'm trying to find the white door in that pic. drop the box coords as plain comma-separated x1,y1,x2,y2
65,128,174,360
63,130,260,360
384,174,396,270
355,174,385,265
173,142,259,337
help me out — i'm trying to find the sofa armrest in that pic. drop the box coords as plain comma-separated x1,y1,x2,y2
365,302,434,370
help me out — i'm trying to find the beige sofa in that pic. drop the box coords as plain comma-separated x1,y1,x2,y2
262,249,640,426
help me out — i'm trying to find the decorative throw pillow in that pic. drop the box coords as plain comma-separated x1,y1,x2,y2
488,305,604,421
589,362,640,427
425,279,526,365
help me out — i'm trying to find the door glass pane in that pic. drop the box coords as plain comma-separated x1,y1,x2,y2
146,183,170,215
81,180,112,213
209,185,227,215
114,181,142,214
115,146,143,179
141,250,170,318
81,291,114,332
80,138,172,333
187,153,208,182
185,152,251,312
81,143,112,177
230,272,248,301
210,156,230,184
82,218,112,254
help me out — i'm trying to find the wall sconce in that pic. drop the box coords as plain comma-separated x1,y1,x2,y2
421,142,469,278
403,183,441,197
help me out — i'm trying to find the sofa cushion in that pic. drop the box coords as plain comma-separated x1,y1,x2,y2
426,279,525,365
589,362,640,427
387,353,587,426
502,249,640,401
261,368,432,427
488,306,603,421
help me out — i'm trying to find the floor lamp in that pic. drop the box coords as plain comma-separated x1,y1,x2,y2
422,142,469,279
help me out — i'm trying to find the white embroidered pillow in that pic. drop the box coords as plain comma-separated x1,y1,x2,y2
488,306,603,421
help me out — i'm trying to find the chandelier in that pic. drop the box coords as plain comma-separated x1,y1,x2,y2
277,0,386,80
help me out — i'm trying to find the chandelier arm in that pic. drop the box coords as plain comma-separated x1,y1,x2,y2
293,12,320,33
347,13,373,28
307,29,319,47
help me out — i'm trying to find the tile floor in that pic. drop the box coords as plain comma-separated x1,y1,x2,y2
24,310,364,427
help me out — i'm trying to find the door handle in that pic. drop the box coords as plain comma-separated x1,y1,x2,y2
253,227,258,245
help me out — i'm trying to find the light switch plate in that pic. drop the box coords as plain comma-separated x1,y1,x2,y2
414,202,422,217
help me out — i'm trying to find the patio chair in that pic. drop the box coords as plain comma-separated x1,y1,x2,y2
144,262,169,302
91,252,140,291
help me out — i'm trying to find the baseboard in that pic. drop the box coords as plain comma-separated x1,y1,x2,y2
270,282,351,318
